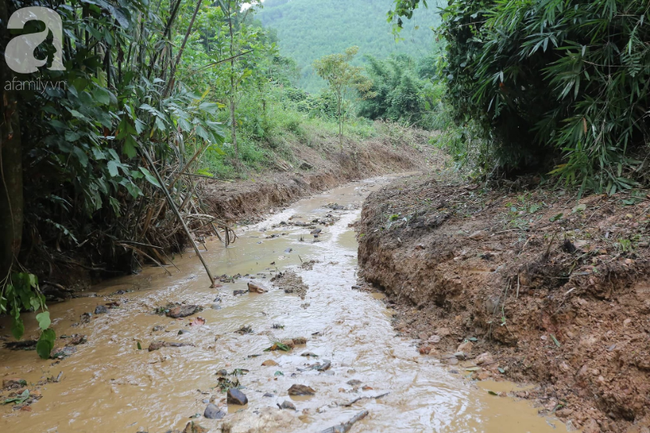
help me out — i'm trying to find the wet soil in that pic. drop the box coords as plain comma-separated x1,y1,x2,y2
358,174,650,433
200,132,442,225
0,176,570,433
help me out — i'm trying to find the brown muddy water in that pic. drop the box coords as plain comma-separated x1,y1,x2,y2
0,176,571,433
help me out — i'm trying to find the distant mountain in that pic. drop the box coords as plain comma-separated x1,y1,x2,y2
253,0,442,92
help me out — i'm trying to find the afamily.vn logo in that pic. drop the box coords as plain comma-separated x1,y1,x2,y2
4,6,66,74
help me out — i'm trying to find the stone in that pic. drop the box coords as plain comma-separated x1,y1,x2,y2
347,379,362,386
166,305,202,318
182,421,208,433
2,379,25,389
94,305,108,314
148,341,165,352
262,360,279,366
279,400,296,410
280,339,296,349
291,337,307,345
457,341,474,353
221,407,300,432
203,403,226,420
581,419,601,433
475,352,494,365
428,335,441,344
288,384,315,396
314,360,331,371
454,352,467,361
556,408,574,418
437,328,451,337
248,282,268,294
148,341,193,352
210,304,222,310
227,388,248,405
469,230,486,240
152,325,164,332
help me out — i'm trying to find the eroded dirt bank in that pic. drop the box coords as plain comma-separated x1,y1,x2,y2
358,174,650,433
201,132,439,224
0,177,570,433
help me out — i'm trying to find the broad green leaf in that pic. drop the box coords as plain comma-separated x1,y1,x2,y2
107,160,120,177
139,167,161,188
93,86,111,105
10,316,24,340
123,136,138,158
36,329,56,360
73,147,89,167
36,312,51,330
65,130,81,142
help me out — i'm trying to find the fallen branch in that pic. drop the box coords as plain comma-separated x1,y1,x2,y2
141,148,217,287
320,410,369,433
342,392,389,407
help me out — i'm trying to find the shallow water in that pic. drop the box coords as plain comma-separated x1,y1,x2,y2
0,176,571,433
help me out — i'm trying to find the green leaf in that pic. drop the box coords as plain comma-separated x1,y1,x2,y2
572,204,586,213
550,333,561,347
93,86,111,105
123,136,138,158
137,342,142,350
139,167,161,188
3,389,30,405
73,146,89,167
36,329,56,359
11,316,24,340
107,160,120,177
65,130,81,142
36,312,51,330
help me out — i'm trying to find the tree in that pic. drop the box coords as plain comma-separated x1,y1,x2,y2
390,0,650,193
358,55,427,127
313,47,373,150
0,0,23,281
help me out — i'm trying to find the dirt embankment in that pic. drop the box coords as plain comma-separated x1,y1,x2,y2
201,131,440,224
357,174,650,433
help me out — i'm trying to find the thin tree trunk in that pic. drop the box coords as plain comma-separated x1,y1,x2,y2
227,2,239,163
337,91,343,151
0,0,23,279
166,0,203,97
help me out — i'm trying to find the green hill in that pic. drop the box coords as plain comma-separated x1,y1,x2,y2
253,0,442,92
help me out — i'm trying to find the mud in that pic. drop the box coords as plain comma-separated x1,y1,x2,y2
201,133,441,224
358,174,650,432
0,176,570,433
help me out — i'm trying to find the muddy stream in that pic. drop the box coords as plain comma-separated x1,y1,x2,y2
0,176,571,433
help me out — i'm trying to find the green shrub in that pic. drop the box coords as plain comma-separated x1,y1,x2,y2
393,0,650,193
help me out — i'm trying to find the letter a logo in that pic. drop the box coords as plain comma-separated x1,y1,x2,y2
5,7,65,74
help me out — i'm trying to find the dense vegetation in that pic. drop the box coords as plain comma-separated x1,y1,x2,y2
255,0,442,92
0,0,448,356
391,0,650,194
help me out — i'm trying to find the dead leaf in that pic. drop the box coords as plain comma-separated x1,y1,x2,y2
189,317,206,327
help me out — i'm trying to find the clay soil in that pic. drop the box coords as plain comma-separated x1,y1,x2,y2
358,174,650,433
200,130,441,224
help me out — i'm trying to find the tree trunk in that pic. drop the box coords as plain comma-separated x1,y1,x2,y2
337,91,343,151
227,4,239,163
0,0,24,279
